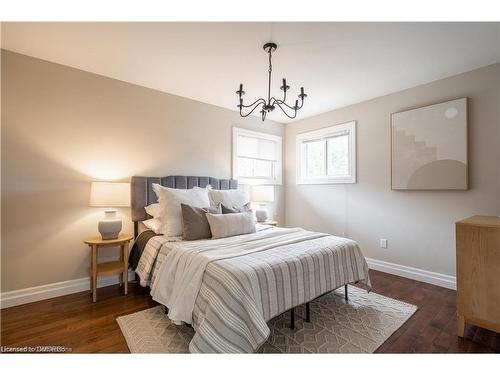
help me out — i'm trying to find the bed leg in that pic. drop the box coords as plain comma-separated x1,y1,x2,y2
290,307,295,330
305,302,311,323
345,284,348,301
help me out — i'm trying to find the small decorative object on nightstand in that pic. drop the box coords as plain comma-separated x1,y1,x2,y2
250,185,275,222
84,233,133,302
90,181,130,240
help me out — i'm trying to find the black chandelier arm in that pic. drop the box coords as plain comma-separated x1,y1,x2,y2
279,80,289,103
269,85,288,105
273,100,298,119
269,92,287,106
239,97,266,109
270,98,294,111
281,89,287,103
270,96,304,112
239,100,265,118
296,96,305,110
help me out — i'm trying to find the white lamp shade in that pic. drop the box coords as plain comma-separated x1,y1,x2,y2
90,182,130,207
250,185,275,203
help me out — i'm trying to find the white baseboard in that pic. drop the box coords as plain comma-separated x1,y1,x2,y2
0,271,136,309
0,258,456,308
366,257,456,290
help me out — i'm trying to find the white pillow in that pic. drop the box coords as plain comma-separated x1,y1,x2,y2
206,212,256,239
145,203,161,218
152,184,210,236
143,218,162,234
208,188,250,208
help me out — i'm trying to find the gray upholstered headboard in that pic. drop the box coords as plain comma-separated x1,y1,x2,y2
131,175,238,237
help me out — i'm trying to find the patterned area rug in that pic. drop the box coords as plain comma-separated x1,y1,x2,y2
117,286,417,353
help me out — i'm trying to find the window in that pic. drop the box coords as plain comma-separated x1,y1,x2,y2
296,121,356,184
233,127,282,185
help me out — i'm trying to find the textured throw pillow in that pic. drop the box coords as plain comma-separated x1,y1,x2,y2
181,203,222,241
208,188,249,208
142,218,162,234
145,203,161,218
221,202,252,214
152,184,210,236
206,212,256,239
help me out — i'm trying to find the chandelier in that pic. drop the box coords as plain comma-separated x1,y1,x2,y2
236,42,307,121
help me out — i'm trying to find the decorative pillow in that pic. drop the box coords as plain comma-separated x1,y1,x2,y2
208,188,249,208
206,212,256,239
145,203,161,218
142,218,162,234
152,184,210,236
221,202,252,214
181,203,221,241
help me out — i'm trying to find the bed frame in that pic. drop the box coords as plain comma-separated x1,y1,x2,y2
291,285,349,329
129,174,348,331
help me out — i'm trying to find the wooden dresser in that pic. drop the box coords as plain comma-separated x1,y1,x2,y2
456,215,500,337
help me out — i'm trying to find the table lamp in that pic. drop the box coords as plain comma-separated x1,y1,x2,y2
250,185,275,222
90,182,130,240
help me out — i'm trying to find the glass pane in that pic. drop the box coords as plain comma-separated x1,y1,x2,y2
253,159,274,178
327,135,349,176
258,139,277,161
305,140,325,178
237,157,254,177
300,142,308,178
238,135,259,158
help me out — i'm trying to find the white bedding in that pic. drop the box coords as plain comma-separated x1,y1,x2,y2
152,226,328,324
135,225,371,352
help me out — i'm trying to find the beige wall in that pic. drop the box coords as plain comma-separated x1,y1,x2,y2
1,50,284,292
285,63,500,277
2,50,499,293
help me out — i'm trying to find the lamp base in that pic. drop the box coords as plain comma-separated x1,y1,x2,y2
98,210,122,240
255,209,269,222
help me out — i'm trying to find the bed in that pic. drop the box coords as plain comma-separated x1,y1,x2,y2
129,175,371,353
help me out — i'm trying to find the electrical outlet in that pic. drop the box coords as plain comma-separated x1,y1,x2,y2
379,239,388,249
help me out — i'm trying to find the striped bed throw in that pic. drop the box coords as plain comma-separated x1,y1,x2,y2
136,226,371,353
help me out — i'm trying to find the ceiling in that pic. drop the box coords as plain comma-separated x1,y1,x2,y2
2,22,499,123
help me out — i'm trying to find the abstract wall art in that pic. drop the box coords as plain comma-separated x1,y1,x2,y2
391,98,468,190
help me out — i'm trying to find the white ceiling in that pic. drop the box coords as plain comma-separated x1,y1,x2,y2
2,22,499,123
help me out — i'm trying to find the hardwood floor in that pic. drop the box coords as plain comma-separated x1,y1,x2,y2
0,283,156,353
1,270,499,353
371,271,499,353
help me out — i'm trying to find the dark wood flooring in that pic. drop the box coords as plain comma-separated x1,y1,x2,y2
1,270,499,353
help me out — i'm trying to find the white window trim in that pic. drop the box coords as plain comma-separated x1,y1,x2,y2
296,121,356,185
232,127,282,185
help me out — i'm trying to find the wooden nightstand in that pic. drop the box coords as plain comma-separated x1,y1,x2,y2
84,233,133,302
258,220,278,226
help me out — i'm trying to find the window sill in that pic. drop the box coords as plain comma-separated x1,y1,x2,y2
237,177,282,185
296,177,356,185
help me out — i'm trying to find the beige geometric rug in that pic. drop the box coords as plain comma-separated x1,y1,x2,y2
117,286,417,353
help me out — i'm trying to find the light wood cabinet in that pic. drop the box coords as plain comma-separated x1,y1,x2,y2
456,215,500,337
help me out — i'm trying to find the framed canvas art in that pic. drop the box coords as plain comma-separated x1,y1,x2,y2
391,98,468,190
